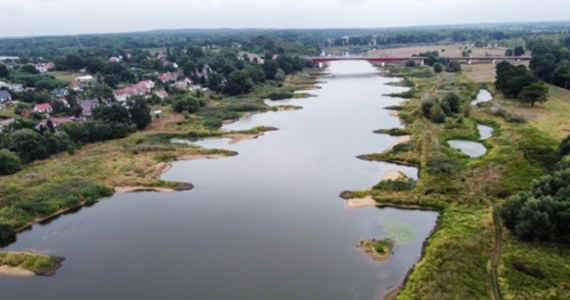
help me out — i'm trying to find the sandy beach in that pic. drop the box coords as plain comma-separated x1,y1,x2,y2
383,135,411,153
0,265,35,277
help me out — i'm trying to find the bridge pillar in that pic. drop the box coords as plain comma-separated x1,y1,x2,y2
492,59,496,64
467,59,472,65
318,63,323,69
421,60,424,66
381,62,385,67
516,58,521,63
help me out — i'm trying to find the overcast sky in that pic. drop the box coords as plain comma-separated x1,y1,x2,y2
1,0,569,37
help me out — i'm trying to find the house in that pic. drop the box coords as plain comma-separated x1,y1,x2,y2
173,78,193,91
53,88,69,99
34,103,53,113
80,99,99,117
154,89,168,99
114,89,129,102
69,81,86,92
35,63,48,73
159,72,178,83
136,80,154,92
7,83,23,93
0,90,12,103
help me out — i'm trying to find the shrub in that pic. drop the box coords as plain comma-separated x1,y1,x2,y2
0,223,15,244
0,149,22,175
374,179,416,191
560,135,570,157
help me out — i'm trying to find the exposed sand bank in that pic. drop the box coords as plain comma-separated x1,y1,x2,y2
114,186,179,193
381,170,408,182
346,196,377,208
0,265,35,277
383,135,411,153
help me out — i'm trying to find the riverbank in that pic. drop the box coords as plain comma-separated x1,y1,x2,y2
344,62,569,299
0,69,323,247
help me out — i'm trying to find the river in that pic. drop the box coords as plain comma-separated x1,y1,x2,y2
0,61,438,300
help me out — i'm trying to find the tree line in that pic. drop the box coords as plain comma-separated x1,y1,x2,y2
495,61,549,106
500,136,570,243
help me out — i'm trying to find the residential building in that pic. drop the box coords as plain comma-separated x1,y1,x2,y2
0,90,12,103
34,103,53,113
80,99,99,117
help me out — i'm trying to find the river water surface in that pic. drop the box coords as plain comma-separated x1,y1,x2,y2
1,61,438,300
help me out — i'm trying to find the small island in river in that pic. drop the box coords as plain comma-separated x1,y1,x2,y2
357,239,394,262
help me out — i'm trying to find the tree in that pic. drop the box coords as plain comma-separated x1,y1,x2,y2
10,129,49,163
20,64,39,74
433,63,443,73
0,149,22,175
0,64,8,78
421,98,437,119
207,72,224,92
172,96,203,113
92,104,131,124
560,135,570,157
514,46,525,56
274,69,286,82
443,93,461,114
263,60,279,80
128,98,152,130
519,81,549,106
445,61,461,73
430,104,447,123
0,223,15,244
225,70,253,95
405,60,416,67
500,166,570,243
505,49,514,56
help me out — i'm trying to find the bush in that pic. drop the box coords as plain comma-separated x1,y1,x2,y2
433,63,443,73
430,104,447,124
374,179,416,191
0,149,22,175
560,135,570,157
0,223,15,244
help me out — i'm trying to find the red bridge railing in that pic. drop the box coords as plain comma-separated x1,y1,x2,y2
311,56,531,63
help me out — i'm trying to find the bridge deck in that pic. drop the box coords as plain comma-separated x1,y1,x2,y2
311,56,530,63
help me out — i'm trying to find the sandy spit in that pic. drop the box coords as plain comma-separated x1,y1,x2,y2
383,135,411,153
0,265,35,277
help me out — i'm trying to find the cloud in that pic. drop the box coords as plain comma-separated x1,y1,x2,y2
0,0,569,37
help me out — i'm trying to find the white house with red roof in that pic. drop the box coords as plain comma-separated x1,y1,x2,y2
159,72,179,83
34,103,53,113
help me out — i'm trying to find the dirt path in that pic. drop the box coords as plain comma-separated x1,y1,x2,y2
490,205,504,300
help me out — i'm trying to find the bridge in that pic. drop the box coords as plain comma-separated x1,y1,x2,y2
311,56,531,64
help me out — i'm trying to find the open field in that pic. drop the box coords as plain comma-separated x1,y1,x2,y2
47,71,85,82
370,43,511,58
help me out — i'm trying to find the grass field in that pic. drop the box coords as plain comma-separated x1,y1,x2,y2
349,61,570,299
371,43,511,58
47,71,85,82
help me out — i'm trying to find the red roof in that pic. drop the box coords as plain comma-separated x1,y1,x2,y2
34,103,52,111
